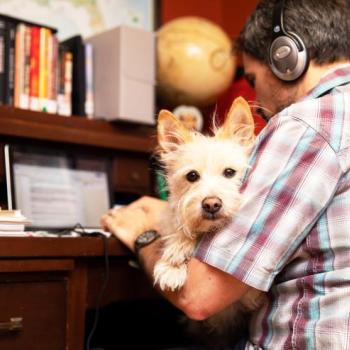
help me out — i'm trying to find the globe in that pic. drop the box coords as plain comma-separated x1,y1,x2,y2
157,16,236,108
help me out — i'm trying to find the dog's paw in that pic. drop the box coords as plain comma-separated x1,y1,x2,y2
153,260,187,291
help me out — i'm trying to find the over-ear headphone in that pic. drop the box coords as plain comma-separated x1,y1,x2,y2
269,0,309,81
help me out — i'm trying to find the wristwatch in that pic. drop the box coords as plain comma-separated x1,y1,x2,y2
134,230,160,256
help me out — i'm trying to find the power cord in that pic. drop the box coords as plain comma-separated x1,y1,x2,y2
67,224,110,350
49,223,111,349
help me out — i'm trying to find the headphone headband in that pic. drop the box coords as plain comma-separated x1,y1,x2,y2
272,0,286,38
269,0,309,81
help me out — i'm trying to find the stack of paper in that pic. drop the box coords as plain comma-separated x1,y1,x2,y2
0,209,31,235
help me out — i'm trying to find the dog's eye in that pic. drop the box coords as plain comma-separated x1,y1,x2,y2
223,168,236,178
186,170,200,182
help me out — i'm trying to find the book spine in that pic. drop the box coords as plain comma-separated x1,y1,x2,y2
38,27,47,112
14,23,26,108
57,48,72,117
57,46,65,116
85,43,94,119
64,51,73,116
56,46,63,115
0,19,6,104
21,24,31,109
29,26,40,111
46,32,58,114
4,20,16,105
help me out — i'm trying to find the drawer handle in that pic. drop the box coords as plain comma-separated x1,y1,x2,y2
0,317,23,332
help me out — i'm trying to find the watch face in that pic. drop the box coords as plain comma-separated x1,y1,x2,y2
139,231,154,243
138,230,157,244
135,230,160,252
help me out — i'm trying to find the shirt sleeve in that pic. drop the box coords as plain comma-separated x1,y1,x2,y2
194,115,343,292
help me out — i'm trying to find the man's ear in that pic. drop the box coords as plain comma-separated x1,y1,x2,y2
157,110,193,153
216,97,255,146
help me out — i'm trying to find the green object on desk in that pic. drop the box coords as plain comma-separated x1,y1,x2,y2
156,170,168,200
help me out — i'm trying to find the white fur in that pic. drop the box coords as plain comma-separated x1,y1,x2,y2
154,136,248,290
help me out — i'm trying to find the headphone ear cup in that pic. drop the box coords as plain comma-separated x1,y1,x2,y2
269,32,309,81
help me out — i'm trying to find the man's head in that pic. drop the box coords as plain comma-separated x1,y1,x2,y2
236,0,350,120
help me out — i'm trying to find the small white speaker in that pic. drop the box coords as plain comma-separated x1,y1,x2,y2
87,26,155,125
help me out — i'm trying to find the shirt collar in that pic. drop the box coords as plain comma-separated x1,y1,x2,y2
304,64,350,100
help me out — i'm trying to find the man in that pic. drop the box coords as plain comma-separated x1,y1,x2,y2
101,0,350,348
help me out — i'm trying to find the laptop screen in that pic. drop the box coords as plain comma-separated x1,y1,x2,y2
5,144,112,230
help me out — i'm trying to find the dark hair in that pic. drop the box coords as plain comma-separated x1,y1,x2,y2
235,0,350,64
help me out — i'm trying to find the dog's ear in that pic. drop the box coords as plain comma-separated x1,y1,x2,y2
216,97,255,146
157,110,193,153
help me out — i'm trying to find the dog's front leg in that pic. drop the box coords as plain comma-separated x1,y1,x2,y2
153,234,195,291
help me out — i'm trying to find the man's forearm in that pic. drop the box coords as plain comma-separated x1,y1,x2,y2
137,240,189,312
136,240,251,321
137,239,161,280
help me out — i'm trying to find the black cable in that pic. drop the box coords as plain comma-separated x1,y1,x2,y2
85,232,110,350
55,223,87,236
53,222,110,349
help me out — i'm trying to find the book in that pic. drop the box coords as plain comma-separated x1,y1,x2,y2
38,27,48,112
47,35,58,113
48,35,58,114
85,42,94,119
22,24,31,109
0,209,30,221
57,46,72,116
0,231,29,236
61,35,86,116
0,223,26,231
29,26,40,111
0,209,31,232
14,23,26,108
0,18,6,104
0,209,22,215
4,20,16,105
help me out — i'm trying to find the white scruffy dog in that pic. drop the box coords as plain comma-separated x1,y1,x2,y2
154,97,265,344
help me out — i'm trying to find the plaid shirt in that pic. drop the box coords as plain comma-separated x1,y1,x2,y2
194,65,350,349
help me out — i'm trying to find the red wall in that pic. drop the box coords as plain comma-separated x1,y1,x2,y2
160,0,258,39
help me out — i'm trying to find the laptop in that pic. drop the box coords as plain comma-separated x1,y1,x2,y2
4,144,113,232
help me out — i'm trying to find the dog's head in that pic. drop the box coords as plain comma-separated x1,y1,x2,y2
157,97,255,239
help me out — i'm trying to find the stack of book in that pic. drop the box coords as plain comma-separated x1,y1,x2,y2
0,209,30,236
0,14,93,118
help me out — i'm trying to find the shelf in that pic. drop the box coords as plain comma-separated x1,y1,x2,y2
0,236,130,258
0,106,156,153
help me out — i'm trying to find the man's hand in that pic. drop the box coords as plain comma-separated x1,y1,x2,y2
100,196,167,251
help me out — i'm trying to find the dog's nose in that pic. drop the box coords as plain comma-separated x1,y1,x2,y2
202,197,222,214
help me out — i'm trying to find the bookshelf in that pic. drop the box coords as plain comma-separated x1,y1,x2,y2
0,105,156,152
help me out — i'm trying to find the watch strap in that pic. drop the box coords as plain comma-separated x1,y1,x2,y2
134,230,161,256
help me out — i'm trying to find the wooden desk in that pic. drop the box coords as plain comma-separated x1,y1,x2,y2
0,236,156,350
0,107,160,349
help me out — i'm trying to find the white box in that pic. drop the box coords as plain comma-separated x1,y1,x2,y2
87,26,155,125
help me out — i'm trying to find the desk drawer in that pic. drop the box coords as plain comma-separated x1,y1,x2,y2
0,259,74,350
113,155,151,194
0,279,67,350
